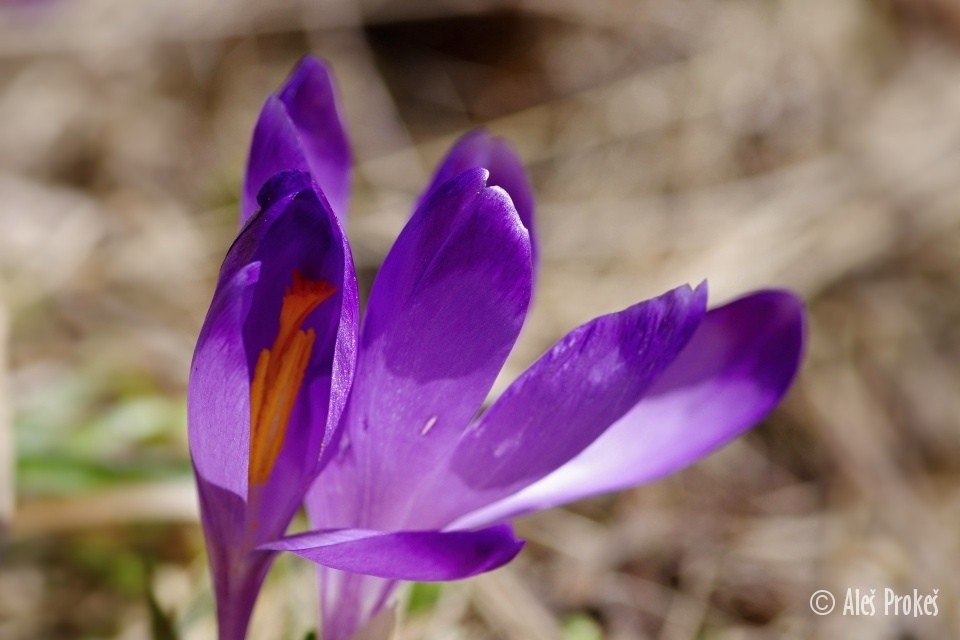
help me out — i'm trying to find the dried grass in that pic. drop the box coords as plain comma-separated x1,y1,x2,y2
1,0,959,638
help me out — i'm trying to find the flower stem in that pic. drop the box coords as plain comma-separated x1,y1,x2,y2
213,552,275,640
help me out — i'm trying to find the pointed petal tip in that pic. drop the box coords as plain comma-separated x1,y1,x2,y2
422,130,535,254
717,287,807,368
757,287,807,320
721,287,804,312
631,279,708,324
745,287,808,383
279,55,339,109
456,126,516,157
686,279,709,307
290,54,333,78
480,183,529,250
649,280,708,310
464,165,492,188
457,127,508,152
243,55,351,225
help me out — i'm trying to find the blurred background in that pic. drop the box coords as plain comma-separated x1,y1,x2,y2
1,0,959,638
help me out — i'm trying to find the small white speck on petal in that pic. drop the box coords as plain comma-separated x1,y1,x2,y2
420,416,438,436
493,436,521,459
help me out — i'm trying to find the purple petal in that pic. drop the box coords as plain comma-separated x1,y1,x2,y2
454,290,806,528
421,129,536,261
410,282,709,524
190,169,357,539
189,262,260,503
241,97,308,226
276,58,352,219
242,56,351,225
189,247,264,640
241,174,357,540
310,168,532,529
190,171,359,639
258,525,523,581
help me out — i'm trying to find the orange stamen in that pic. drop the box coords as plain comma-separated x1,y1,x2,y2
249,271,336,487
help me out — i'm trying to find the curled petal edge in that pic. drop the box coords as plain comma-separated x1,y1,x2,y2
258,525,524,581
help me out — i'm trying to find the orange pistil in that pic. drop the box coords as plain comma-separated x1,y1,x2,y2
248,271,336,488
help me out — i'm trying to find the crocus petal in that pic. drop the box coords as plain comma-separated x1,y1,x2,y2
189,231,265,640
410,282,709,525
191,171,358,640
452,290,806,529
257,524,523,581
421,129,536,261
245,172,360,473
242,56,351,224
313,168,532,529
191,169,357,543
276,57,351,219
240,172,357,542
241,97,308,227
189,262,260,502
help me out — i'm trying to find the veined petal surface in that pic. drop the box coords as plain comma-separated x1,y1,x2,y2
190,262,260,514
411,282,709,525
453,290,806,528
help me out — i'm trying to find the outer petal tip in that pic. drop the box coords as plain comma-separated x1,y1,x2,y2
422,129,536,260
285,55,334,85
242,56,351,225
276,56,351,218
709,287,806,392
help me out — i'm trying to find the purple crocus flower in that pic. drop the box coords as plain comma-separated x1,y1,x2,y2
189,56,806,640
